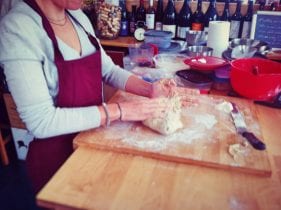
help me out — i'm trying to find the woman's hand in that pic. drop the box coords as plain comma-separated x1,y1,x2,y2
117,97,168,122
150,79,200,98
150,79,200,107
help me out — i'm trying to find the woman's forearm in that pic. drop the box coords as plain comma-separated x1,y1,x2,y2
125,75,153,98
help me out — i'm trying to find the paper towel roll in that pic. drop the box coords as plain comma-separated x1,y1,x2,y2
207,21,230,58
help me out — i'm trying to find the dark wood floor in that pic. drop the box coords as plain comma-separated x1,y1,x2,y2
0,140,40,210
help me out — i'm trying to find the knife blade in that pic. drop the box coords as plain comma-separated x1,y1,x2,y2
230,102,266,150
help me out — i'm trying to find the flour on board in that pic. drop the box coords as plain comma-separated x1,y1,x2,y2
195,114,217,129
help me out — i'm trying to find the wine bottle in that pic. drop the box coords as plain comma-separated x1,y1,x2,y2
155,0,164,30
119,0,129,36
136,0,146,22
241,0,253,38
203,0,218,32
176,0,191,40
270,0,279,11
229,0,242,39
190,0,204,31
218,0,230,21
129,5,137,36
162,0,176,38
146,0,155,29
258,0,266,10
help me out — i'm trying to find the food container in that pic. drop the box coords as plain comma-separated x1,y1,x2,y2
176,70,213,91
128,43,154,67
181,46,213,57
144,30,173,49
186,30,208,46
153,53,189,70
230,58,281,100
94,2,121,39
212,65,232,91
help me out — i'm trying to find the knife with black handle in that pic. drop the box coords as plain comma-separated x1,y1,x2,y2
230,102,266,150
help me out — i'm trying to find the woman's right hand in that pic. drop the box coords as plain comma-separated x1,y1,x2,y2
118,97,168,121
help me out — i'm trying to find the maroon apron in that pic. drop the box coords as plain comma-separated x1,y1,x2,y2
24,0,103,193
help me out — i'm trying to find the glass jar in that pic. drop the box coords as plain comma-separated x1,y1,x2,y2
94,1,121,39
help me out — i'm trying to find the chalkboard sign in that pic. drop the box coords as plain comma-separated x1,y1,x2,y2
250,11,281,49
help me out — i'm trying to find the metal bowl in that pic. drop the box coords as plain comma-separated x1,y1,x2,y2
181,46,213,57
186,30,208,46
231,45,257,59
229,38,269,52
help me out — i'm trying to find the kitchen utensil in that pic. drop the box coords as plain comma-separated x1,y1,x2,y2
186,30,208,46
144,30,173,49
74,91,272,176
128,43,154,67
228,39,268,51
254,92,281,109
230,102,266,150
175,70,213,91
231,45,257,59
224,39,270,60
184,56,229,71
230,58,281,100
158,42,182,53
153,53,188,70
212,65,232,91
181,46,213,57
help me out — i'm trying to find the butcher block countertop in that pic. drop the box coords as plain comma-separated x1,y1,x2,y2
36,91,281,210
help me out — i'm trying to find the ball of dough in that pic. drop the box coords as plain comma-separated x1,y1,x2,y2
142,97,183,135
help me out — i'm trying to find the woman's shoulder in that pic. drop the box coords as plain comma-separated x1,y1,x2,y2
1,2,42,30
68,9,95,35
0,2,49,61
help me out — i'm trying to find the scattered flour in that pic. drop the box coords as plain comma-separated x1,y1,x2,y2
121,127,205,151
216,101,233,114
195,114,217,129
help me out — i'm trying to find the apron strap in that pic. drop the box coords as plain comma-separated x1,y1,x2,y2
66,11,101,51
24,0,64,61
24,0,100,59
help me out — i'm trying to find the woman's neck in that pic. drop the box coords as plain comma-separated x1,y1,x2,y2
35,0,66,21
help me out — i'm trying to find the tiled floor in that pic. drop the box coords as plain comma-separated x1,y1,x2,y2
0,140,40,210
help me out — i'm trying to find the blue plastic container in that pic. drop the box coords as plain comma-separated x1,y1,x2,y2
144,30,173,49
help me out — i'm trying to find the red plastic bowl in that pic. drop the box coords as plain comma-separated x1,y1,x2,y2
230,58,281,100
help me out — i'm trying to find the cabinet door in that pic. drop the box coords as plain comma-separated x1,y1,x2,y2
106,50,125,67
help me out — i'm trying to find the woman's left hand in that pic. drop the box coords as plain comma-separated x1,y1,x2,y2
150,78,200,106
150,78,200,97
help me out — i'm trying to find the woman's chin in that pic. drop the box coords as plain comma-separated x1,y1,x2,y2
68,0,83,10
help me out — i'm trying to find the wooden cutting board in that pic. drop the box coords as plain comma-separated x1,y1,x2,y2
74,91,271,177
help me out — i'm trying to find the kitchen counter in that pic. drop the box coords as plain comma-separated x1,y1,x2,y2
36,91,281,210
100,36,139,48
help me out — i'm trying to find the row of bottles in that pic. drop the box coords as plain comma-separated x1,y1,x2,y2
119,0,255,40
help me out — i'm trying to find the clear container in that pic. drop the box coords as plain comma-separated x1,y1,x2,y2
144,30,173,49
153,53,188,70
94,2,121,39
212,65,232,91
128,43,154,67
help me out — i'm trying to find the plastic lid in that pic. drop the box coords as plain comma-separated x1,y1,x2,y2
176,70,213,84
159,42,181,52
144,30,173,38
